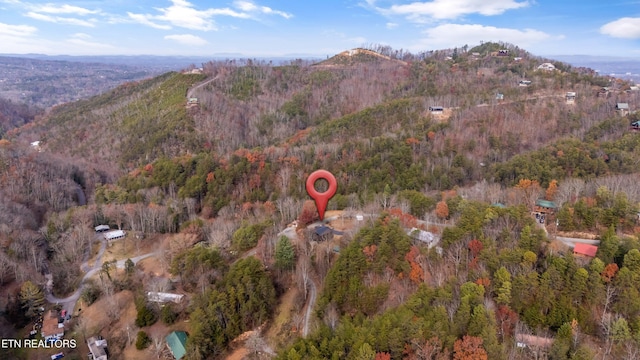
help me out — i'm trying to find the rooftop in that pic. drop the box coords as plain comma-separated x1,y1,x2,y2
42,310,63,339
166,331,188,360
87,336,108,360
573,243,598,257
535,199,557,209
147,292,184,303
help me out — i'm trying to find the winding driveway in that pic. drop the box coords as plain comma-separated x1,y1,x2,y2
46,236,160,315
302,277,317,337
186,75,219,99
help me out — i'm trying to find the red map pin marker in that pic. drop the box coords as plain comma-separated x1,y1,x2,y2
305,169,337,221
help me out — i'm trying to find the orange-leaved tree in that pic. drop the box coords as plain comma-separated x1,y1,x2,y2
453,335,487,360
436,201,449,220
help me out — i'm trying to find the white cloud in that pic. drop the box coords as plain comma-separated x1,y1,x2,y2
128,0,291,31
127,12,172,30
31,4,99,15
233,1,292,19
414,23,552,49
386,22,398,29
371,0,529,21
71,32,91,39
601,17,640,39
155,0,247,31
0,22,37,36
25,11,96,27
164,33,208,46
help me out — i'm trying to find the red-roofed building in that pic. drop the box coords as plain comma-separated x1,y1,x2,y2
573,243,598,258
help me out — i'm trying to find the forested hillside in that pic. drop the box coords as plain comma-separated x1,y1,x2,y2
0,55,155,109
0,98,39,137
2,42,640,360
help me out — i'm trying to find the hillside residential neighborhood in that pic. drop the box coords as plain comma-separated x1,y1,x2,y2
1,40,640,360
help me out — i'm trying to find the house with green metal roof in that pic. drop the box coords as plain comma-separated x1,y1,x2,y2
534,199,557,214
166,331,188,360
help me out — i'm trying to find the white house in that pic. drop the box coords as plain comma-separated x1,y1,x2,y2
147,292,185,304
537,63,557,71
30,141,42,152
408,228,437,247
94,225,110,232
566,92,576,103
104,230,125,241
87,336,108,360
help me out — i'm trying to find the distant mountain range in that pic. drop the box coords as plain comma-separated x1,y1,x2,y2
552,55,640,82
2,52,638,78
0,53,323,71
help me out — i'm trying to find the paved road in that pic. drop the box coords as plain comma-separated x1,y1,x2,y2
46,236,160,315
46,235,106,315
556,236,601,248
115,251,161,269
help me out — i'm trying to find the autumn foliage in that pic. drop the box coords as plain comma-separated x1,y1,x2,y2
405,246,423,284
601,263,619,283
453,336,487,360
435,201,449,220
545,179,558,201
297,200,318,227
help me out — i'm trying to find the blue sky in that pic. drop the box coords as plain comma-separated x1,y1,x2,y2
0,0,639,57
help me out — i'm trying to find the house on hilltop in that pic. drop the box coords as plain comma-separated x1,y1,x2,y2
491,49,510,57
537,63,557,71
